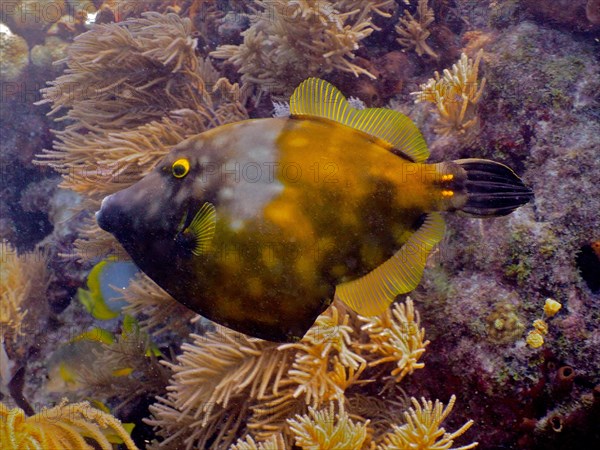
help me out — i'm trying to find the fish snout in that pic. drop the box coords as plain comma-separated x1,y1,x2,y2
96,194,119,234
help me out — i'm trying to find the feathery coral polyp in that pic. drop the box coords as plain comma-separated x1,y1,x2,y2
412,50,486,137
0,399,137,450
358,298,429,382
377,395,478,450
396,0,438,58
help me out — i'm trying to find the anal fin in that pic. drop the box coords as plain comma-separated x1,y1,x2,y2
335,213,445,316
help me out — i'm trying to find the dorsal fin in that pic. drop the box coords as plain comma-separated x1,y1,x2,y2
289,78,430,163
335,212,445,316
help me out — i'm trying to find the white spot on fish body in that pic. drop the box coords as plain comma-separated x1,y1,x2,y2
229,219,245,231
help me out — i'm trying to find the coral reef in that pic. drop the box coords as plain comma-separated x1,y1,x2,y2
146,301,476,449
412,50,486,138
395,0,438,58
0,23,29,82
376,395,478,450
36,11,248,261
1,1,596,449
0,399,137,449
211,0,394,96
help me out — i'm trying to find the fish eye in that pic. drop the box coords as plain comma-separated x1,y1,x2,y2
172,158,190,178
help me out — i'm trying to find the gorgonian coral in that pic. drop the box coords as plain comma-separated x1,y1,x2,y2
412,50,486,137
396,0,438,58
117,273,195,337
146,327,294,448
0,242,49,342
36,12,248,261
287,401,369,449
377,395,478,450
145,299,476,449
230,434,286,450
211,0,394,95
358,297,429,382
0,399,137,450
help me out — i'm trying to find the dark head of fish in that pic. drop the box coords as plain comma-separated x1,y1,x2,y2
96,146,215,271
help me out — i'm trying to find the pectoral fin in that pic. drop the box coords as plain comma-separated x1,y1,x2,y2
335,213,445,316
183,202,216,256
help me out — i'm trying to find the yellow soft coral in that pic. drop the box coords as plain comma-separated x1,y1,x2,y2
377,395,478,450
280,305,367,406
358,298,429,382
287,401,369,450
0,242,48,342
396,0,438,58
0,399,137,450
0,243,28,341
412,50,486,137
211,0,393,95
230,434,287,450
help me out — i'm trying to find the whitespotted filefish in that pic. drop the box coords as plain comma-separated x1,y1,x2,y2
96,78,533,342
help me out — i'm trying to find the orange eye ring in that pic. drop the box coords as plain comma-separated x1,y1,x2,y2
172,158,190,178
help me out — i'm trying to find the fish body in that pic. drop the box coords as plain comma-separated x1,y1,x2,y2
97,79,533,341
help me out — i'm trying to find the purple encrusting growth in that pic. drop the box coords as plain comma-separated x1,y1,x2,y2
406,16,600,449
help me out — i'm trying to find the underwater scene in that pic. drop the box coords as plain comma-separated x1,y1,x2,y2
1,0,599,449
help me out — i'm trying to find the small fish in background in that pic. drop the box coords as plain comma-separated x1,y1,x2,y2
96,78,533,342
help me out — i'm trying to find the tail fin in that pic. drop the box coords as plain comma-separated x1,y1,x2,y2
454,158,534,217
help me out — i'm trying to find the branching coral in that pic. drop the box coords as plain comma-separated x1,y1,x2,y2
280,305,367,406
230,434,287,450
0,399,138,450
377,395,478,450
146,328,293,448
287,401,369,450
0,242,49,342
145,299,469,448
211,0,394,95
412,50,486,137
358,297,429,382
396,0,438,58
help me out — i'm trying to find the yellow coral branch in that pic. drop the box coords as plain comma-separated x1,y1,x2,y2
412,50,486,137
358,298,429,382
0,399,137,450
